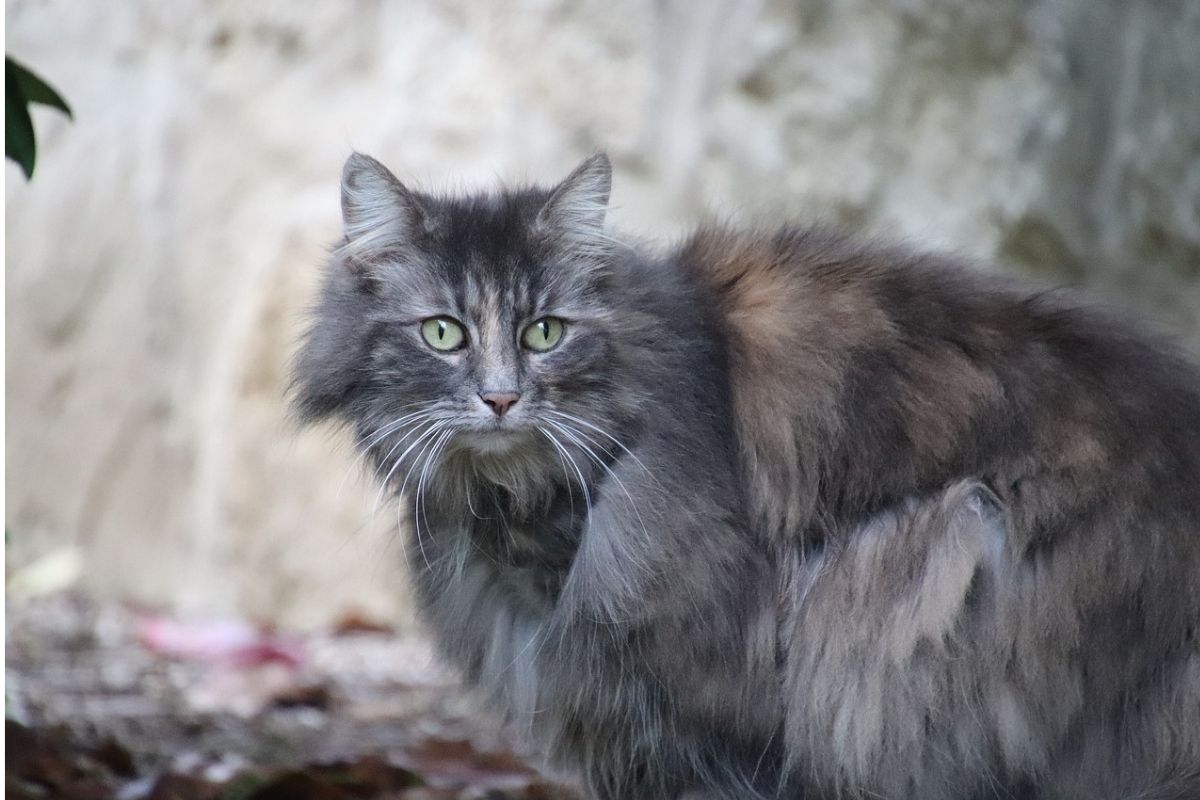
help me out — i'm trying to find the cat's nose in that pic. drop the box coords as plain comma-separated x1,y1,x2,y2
479,391,521,418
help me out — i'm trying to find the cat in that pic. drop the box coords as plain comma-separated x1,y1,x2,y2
292,152,1200,799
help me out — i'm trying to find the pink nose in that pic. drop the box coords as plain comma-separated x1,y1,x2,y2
479,391,520,417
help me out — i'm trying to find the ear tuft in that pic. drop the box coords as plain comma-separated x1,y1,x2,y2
339,152,428,266
536,152,612,238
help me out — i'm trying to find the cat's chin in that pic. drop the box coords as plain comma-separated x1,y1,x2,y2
460,428,531,456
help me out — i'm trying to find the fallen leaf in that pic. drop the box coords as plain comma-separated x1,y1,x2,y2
306,755,424,797
268,682,334,711
238,770,346,800
92,735,138,777
395,738,535,792
138,617,303,669
145,773,222,800
332,611,394,636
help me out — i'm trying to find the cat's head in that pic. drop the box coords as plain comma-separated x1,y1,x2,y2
292,152,641,489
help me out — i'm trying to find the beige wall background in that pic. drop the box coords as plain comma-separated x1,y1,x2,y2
7,0,1199,628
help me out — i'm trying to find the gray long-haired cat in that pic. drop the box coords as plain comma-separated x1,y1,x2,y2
292,152,1200,799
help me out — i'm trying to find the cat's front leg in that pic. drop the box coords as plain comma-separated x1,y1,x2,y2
544,460,787,799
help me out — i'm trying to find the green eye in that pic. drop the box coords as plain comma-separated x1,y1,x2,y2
421,317,466,351
522,317,565,352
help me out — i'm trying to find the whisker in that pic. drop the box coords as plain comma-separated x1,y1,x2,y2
334,404,435,500
400,427,448,572
545,410,658,486
545,420,650,544
370,414,442,484
538,426,592,529
465,483,485,520
382,422,454,571
391,439,435,572
369,418,447,519
413,427,456,572
552,422,617,463
544,425,577,522
324,407,439,570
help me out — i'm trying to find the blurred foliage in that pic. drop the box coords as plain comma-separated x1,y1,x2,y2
6,56,71,179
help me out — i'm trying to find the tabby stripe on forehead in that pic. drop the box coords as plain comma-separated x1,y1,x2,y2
453,280,470,319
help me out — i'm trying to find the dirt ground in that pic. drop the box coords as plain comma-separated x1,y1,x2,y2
5,593,580,799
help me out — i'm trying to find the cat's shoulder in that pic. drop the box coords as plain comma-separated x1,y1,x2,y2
673,224,940,357
675,223,1014,306
671,222,1133,352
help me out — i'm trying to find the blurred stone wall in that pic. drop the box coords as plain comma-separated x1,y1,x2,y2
7,0,1198,628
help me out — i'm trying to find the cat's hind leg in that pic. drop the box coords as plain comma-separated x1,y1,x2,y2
781,481,1026,800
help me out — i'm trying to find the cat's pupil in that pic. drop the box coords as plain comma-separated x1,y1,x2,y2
436,321,447,340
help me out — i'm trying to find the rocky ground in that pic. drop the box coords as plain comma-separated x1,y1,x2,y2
5,593,579,800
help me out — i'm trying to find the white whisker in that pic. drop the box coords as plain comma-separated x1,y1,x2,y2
383,422,454,571
546,409,659,487
538,426,592,530
545,419,650,544
413,427,456,572
545,426,577,522
401,426,449,572
334,403,434,500
371,418,448,516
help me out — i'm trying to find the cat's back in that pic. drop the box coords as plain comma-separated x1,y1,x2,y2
677,224,1200,541
678,224,1200,796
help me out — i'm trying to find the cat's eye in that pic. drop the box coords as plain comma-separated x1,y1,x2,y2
522,317,565,352
421,317,466,351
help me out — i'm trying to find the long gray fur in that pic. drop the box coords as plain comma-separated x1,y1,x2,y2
292,152,1200,799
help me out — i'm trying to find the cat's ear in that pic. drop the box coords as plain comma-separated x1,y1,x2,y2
339,152,431,266
536,153,612,246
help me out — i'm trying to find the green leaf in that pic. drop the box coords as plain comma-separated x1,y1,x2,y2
6,57,71,118
6,57,72,179
6,67,37,179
